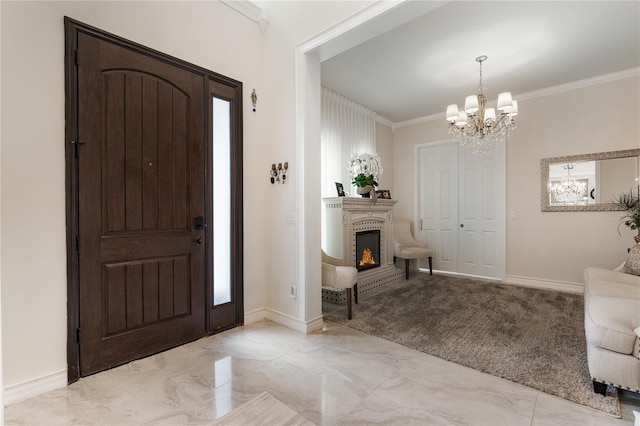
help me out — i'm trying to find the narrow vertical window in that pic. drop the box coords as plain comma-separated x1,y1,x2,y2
213,97,231,305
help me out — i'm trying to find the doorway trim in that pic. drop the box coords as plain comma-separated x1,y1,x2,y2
295,1,412,329
65,17,244,383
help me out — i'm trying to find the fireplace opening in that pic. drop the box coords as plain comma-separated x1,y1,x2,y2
355,230,381,272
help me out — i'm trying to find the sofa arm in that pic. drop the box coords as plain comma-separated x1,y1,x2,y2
584,267,640,300
585,295,640,355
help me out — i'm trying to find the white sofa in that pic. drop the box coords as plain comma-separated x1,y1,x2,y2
584,267,640,394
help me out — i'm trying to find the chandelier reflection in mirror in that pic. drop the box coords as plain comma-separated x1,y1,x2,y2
445,56,518,154
549,164,587,204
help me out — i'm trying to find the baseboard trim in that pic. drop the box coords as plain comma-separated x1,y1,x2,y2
302,315,324,333
422,268,502,282
504,275,583,294
244,308,324,334
5,369,67,406
244,307,267,325
421,269,584,294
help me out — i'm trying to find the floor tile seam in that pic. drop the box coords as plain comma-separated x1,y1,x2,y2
538,391,625,420
530,392,539,426
335,359,408,423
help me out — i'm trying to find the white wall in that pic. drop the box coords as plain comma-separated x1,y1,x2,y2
257,0,374,323
393,75,640,285
0,0,377,399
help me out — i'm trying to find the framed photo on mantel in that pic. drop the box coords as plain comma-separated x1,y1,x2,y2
335,182,345,197
376,189,391,199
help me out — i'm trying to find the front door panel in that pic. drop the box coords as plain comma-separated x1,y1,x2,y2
77,32,206,375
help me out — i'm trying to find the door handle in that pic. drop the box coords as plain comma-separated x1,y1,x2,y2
194,236,203,245
460,224,464,228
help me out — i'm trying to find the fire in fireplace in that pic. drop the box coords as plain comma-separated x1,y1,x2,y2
355,230,381,272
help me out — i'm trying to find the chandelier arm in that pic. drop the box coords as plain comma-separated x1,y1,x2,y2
488,114,512,133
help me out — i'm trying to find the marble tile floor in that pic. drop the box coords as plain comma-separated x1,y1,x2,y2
5,320,640,425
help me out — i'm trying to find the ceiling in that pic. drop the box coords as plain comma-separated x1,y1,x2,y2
320,1,640,124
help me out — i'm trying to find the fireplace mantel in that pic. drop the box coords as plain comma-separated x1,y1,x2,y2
323,197,397,265
322,197,403,299
323,197,398,215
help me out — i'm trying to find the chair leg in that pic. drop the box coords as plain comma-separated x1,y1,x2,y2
428,256,433,275
346,288,352,320
353,283,358,304
405,259,410,280
592,380,607,395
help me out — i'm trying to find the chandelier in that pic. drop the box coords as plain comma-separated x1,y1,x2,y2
445,55,518,153
549,164,587,204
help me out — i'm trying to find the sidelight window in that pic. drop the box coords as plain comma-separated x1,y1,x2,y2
212,97,231,306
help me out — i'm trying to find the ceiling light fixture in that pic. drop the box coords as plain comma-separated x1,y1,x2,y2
445,55,518,153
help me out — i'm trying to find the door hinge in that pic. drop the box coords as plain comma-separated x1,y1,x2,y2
72,140,85,158
76,235,80,251
76,327,81,343
75,49,79,66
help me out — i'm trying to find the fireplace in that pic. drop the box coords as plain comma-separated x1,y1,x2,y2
322,197,404,302
355,230,381,272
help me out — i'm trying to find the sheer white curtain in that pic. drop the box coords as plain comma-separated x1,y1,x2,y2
321,87,377,198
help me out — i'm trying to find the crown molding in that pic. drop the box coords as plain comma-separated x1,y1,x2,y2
221,0,269,32
394,111,444,129
297,1,409,54
375,114,395,129
394,67,640,129
515,67,639,102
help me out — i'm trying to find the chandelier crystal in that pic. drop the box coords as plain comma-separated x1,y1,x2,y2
548,164,587,204
445,55,518,154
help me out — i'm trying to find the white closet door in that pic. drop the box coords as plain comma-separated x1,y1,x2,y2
418,143,459,273
418,142,505,280
458,145,505,278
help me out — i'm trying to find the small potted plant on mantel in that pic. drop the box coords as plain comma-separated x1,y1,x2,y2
613,187,640,244
348,153,383,198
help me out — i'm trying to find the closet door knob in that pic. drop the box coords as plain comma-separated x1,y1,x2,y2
460,224,464,228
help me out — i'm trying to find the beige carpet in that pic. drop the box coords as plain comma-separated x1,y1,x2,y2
324,273,621,417
212,392,314,426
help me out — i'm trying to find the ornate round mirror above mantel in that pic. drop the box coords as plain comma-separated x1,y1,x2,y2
541,149,640,212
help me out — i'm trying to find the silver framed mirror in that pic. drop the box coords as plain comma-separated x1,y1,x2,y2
541,149,640,212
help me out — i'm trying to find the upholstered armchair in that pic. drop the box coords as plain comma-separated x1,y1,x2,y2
321,250,358,319
393,220,433,279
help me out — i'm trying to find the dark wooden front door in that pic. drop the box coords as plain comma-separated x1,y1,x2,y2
75,31,206,375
